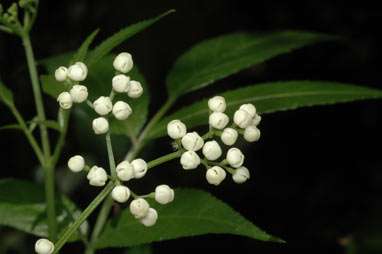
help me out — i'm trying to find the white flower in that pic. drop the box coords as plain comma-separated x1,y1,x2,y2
252,114,262,126
128,80,143,98
139,207,158,227
208,96,226,112
155,184,175,204
180,151,200,170
221,128,238,146
116,160,134,181
92,117,109,134
209,112,229,129
87,166,108,186
35,238,54,254
67,155,85,173
67,62,88,81
70,85,88,103
239,103,257,118
112,74,130,93
206,166,226,185
130,198,150,219
57,92,73,109
93,96,113,115
181,132,204,151
111,185,131,203
167,120,187,139
232,166,250,184
226,147,244,168
131,158,147,179
112,101,132,120
54,66,68,82
244,125,261,142
233,109,252,129
113,52,133,73
202,140,222,161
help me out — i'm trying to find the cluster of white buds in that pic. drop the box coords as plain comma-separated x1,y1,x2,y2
55,62,89,109
166,96,260,186
35,238,54,254
115,158,148,181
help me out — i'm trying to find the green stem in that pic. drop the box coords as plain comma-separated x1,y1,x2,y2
147,150,181,169
105,132,118,181
50,108,70,168
53,182,115,254
202,131,214,140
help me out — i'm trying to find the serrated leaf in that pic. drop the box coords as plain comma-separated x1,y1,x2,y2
0,178,88,242
71,28,100,64
166,30,338,97
86,10,175,67
93,188,283,249
0,124,22,131
149,81,382,138
0,79,14,106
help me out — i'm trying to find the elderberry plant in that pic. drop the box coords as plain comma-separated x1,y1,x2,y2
0,1,381,254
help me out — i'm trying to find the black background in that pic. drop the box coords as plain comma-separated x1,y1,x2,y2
0,0,381,253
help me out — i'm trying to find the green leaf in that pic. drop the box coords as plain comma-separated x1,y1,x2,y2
27,119,61,132
0,124,23,131
0,178,88,242
86,10,175,67
71,28,100,64
0,79,14,106
40,74,66,99
166,30,338,97
93,188,283,249
149,81,382,138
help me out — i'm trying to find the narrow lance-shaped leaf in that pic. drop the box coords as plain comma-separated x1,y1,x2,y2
0,79,14,106
71,28,100,64
149,81,382,138
93,188,283,249
86,10,175,67
0,178,88,242
166,30,339,98
0,124,23,131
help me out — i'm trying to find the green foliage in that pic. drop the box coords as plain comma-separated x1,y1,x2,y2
71,28,100,64
93,188,283,249
86,10,175,67
0,124,22,131
148,81,382,138
0,79,14,106
0,178,88,242
166,30,338,98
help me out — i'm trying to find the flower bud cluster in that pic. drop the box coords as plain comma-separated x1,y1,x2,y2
115,159,147,181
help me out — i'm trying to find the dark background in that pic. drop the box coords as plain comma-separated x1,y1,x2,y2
0,0,381,253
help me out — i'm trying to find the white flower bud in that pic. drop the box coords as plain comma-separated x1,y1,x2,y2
232,166,250,184
181,132,204,151
87,166,108,186
70,85,88,103
167,120,187,139
111,185,131,203
35,238,54,254
116,160,134,181
130,198,150,219
244,125,261,142
226,147,245,168
128,80,143,98
112,74,130,93
67,155,85,173
221,128,238,146
252,114,262,126
208,96,226,112
180,151,201,170
206,166,226,185
57,92,73,109
239,103,257,118
233,109,252,129
131,158,147,179
209,112,229,129
92,117,109,134
202,140,222,161
139,207,158,227
93,96,113,115
67,62,88,81
112,101,132,120
113,52,133,73
155,184,175,204
54,66,68,82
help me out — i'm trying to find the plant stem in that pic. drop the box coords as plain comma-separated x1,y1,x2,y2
22,32,56,241
53,182,115,254
50,108,70,168
105,132,118,180
89,195,114,243
147,150,181,169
